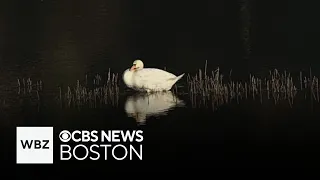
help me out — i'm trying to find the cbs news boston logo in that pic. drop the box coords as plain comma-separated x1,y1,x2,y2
16,127,143,164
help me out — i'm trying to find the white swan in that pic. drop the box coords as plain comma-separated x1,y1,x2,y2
124,91,185,124
123,59,185,92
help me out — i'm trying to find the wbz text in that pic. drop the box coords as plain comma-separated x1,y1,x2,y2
16,127,54,164
59,130,143,161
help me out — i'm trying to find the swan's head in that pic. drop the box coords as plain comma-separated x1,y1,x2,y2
130,59,144,71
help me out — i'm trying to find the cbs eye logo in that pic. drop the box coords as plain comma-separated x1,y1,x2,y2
59,130,71,142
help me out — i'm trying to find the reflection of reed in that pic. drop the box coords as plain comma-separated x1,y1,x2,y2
187,61,320,109
59,70,119,108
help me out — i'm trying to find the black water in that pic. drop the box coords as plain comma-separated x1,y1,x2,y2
1,0,320,172
2,72,320,170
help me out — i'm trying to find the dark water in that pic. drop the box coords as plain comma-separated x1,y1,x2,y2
1,71,320,170
1,0,320,172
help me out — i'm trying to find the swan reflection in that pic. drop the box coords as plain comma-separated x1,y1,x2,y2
124,91,185,125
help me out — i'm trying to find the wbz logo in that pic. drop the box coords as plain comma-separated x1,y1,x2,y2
16,127,53,164
20,139,50,149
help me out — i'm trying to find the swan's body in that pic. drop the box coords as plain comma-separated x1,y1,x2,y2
123,60,184,92
124,91,185,124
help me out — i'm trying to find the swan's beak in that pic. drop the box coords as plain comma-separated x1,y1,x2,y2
130,64,136,71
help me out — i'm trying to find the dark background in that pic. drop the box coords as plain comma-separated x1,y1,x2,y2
0,0,319,172
0,0,300,74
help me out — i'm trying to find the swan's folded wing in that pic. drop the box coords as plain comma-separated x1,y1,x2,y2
134,68,176,84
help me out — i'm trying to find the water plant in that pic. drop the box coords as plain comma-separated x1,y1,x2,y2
17,78,43,101
186,61,320,109
58,69,120,108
